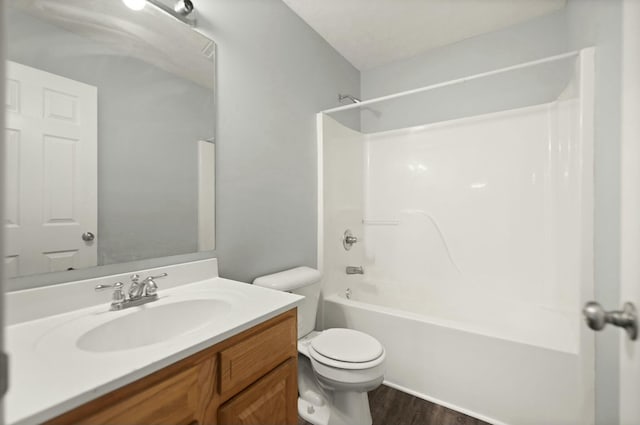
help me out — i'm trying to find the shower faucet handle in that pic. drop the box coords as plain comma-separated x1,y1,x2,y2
343,229,359,250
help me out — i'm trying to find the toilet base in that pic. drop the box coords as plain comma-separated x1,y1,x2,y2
299,397,331,425
298,354,374,425
299,391,373,425
328,391,373,425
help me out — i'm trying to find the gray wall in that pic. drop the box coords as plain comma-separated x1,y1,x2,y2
360,2,622,423
193,0,360,282
360,9,571,133
6,8,215,267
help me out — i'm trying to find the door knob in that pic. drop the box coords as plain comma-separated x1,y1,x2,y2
82,232,95,242
583,301,638,341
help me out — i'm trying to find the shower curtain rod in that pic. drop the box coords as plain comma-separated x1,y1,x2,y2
320,50,581,115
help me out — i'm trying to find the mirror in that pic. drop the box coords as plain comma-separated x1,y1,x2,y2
4,0,216,287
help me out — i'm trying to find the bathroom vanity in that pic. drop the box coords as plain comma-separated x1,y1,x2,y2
46,310,298,425
5,259,303,425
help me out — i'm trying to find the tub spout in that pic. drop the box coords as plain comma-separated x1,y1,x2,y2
346,266,364,275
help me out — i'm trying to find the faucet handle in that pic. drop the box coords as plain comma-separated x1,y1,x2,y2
95,282,126,309
142,273,168,282
145,280,159,296
111,282,126,303
95,281,125,292
141,273,167,296
343,229,359,250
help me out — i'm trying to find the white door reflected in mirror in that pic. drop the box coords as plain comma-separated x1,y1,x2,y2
4,61,97,278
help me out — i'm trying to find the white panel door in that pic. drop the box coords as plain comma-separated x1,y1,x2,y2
4,61,97,277
620,1,640,424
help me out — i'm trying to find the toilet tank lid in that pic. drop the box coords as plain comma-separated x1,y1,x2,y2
253,266,322,291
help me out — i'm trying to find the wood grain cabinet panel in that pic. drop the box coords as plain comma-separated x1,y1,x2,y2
44,309,297,425
46,357,217,425
219,314,296,400
218,358,298,425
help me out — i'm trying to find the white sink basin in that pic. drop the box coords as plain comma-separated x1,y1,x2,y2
76,299,231,352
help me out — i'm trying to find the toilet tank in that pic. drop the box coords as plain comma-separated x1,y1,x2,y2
253,267,322,338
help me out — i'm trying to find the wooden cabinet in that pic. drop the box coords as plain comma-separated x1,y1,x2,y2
218,359,297,425
219,313,296,400
45,309,298,425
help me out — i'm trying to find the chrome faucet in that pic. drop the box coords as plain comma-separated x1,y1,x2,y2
95,273,167,311
128,273,166,299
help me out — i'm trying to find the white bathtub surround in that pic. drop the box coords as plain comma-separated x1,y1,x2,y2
318,49,595,425
6,258,303,425
360,99,583,354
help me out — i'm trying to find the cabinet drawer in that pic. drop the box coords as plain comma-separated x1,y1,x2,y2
219,314,296,400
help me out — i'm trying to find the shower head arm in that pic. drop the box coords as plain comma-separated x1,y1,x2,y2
338,94,362,104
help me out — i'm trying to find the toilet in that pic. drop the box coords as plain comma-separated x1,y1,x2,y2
254,267,386,425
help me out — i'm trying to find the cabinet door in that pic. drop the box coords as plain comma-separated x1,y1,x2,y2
218,358,297,425
46,358,217,425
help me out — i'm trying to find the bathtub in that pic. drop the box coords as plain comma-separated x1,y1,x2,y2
321,289,593,425
318,49,595,425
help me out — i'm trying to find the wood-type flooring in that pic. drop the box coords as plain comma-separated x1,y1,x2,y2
299,384,492,425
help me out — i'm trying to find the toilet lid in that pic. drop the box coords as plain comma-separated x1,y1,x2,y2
310,328,383,363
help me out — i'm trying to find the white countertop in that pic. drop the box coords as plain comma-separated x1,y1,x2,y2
6,276,303,425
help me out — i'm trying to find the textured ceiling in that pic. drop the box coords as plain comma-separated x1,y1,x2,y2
282,0,566,70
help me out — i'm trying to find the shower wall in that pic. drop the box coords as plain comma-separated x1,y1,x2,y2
323,96,586,352
318,114,365,316
362,100,581,352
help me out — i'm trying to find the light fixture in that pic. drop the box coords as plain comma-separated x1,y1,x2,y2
122,0,146,11
174,0,194,17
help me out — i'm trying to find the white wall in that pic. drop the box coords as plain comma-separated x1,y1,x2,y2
360,2,622,423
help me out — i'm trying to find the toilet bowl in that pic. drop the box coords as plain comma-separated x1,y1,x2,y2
307,328,385,390
297,329,385,425
254,267,386,425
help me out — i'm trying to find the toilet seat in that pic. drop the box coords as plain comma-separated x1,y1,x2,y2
308,328,385,370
